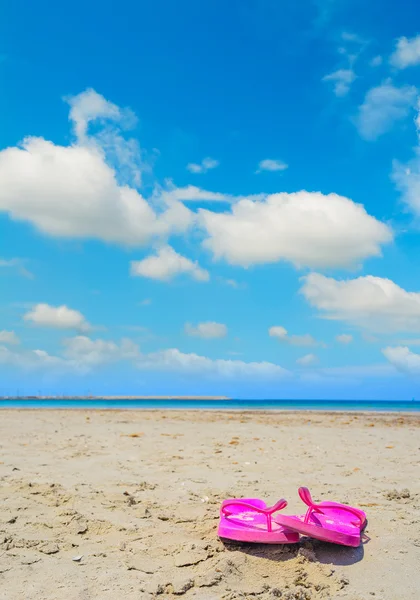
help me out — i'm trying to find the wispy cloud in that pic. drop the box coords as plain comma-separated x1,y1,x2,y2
139,298,152,306
296,353,319,366
336,333,353,344
162,181,265,205
390,35,420,69
256,159,288,173
369,55,383,67
137,347,290,380
392,98,420,217
162,184,234,203
323,30,368,97
0,330,20,345
313,0,340,28
0,258,34,279
222,278,243,289
185,321,227,339
186,157,219,174
301,363,399,384
341,32,366,45
323,68,356,97
396,338,420,346
355,80,417,140
269,326,320,347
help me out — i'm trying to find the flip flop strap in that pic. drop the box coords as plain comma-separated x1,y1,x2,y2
221,498,287,533
299,487,365,527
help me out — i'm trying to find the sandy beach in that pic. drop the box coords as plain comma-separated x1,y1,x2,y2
0,409,419,600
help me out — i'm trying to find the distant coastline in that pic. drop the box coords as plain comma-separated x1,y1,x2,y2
0,395,231,401
1,398,419,412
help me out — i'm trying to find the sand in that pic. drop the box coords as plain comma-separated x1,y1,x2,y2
0,409,419,600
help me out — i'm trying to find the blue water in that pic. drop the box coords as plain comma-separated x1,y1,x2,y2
0,398,419,411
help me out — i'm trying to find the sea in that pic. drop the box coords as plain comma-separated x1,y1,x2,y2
0,398,419,411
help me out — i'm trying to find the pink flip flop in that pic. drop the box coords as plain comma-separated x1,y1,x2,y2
218,497,300,544
274,487,367,547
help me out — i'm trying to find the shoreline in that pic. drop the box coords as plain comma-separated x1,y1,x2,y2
1,395,417,401
0,395,231,400
1,407,420,417
1,397,419,409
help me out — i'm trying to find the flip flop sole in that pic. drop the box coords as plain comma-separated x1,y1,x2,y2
218,522,299,544
218,497,299,544
275,515,361,547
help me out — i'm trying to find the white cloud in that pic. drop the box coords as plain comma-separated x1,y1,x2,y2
185,322,227,339
186,157,219,174
65,89,142,187
24,303,91,332
0,339,290,382
0,330,20,345
0,331,290,381
269,326,288,339
370,55,383,67
0,345,72,373
355,80,417,140
0,90,192,246
336,333,353,344
63,336,140,368
162,184,236,203
296,353,318,366
200,191,392,269
269,325,288,339
392,98,420,216
301,273,420,333
0,335,140,374
66,89,141,183
323,68,356,97
390,35,420,69
224,278,240,288
269,326,319,347
392,158,420,216
137,347,290,380
0,136,193,245
216,276,244,289
382,346,420,374
130,245,209,282
0,258,33,279
341,32,366,44
65,88,123,141
256,159,288,173
323,32,367,97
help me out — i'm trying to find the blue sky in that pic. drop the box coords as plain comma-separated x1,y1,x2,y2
2,0,420,398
